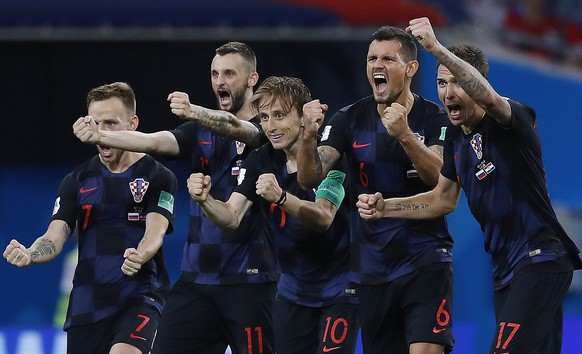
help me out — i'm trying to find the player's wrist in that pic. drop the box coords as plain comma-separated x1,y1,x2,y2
274,190,287,206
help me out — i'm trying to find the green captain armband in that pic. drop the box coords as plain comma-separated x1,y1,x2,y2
315,170,346,208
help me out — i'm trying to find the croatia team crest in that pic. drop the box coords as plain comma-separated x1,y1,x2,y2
470,133,483,160
129,178,150,203
236,141,246,155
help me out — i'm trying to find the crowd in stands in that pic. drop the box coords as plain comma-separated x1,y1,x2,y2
459,0,582,70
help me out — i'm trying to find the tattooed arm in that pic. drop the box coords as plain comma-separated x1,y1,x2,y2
297,144,341,190
357,174,461,220
407,17,511,124
3,220,71,267
168,91,262,147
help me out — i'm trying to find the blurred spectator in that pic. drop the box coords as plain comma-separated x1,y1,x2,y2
503,0,564,61
464,0,507,31
559,0,582,68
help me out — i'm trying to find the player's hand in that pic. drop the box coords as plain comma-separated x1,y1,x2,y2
381,103,411,139
73,116,101,145
3,239,32,267
121,248,145,276
301,99,328,141
406,17,440,52
168,91,196,120
356,192,386,220
256,173,283,204
187,173,211,204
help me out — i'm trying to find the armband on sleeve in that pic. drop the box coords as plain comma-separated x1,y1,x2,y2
315,170,346,208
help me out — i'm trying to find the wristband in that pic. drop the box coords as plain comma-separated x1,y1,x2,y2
275,190,287,206
315,170,346,207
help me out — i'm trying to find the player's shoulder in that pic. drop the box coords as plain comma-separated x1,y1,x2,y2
67,156,101,180
412,93,447,116
338,95,374,115
140,155,176,177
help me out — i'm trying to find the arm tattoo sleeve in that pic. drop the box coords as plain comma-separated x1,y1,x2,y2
394,202,429,212
30,239,57,261
197,109,233,133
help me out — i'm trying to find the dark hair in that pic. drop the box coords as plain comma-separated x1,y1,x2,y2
371,26,417,62
444,43,489,79
86,82,136,115
249,76,312,117
215,41,257,73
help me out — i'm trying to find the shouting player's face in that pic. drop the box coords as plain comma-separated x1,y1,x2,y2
367,39,417,105
437,64,484,130
88,97,136,165
211,53,255,115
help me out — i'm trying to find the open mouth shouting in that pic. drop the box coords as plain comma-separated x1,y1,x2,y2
373,73,388,94
97,144,113,158
217,89,232,109
446,104,462,121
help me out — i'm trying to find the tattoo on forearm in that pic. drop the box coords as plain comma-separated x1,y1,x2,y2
438,52,487,101
395,202,429,212
63,224,71,239
198,109,232,133
30,239,56,260
197,109,259,146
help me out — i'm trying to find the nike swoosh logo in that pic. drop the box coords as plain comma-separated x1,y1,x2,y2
352,141,371,149
432,327,446,333
199,141,212,145
129,333,147,341
79,187,97,194
322,346,341,352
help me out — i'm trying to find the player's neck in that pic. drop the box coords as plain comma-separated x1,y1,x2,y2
376,91,414,116
235,103,255,121
100,151,146,173
283,141,300,174
461,109,486,135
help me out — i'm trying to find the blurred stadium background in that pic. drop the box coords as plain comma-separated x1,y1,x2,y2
1,1,581,353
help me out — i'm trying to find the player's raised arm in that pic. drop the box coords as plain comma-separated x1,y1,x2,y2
73,115,180,155
168,91,263,148
407,17,511,125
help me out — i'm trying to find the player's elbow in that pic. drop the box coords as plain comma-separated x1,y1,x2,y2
312,219,333,233
297,176,320,190
439,197,458,216
223,221,241,231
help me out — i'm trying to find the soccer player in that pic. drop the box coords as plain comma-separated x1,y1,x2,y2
297,26,454,354
3,82,177,354
73,42,276,354
357,17,582,354
187,76,360,354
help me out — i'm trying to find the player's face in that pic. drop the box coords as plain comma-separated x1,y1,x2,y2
367,39,413,105
211,53,252,114
258,99,302,153
88,97,134,162
437,64,483,128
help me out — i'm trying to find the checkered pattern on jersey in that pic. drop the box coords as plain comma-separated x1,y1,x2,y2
441,99,581,289
52,155,177,329
321,95,454,285
171,121,277,285
235,146,357,307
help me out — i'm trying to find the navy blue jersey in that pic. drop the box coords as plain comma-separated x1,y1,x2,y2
320,94,453,285
235,145,356,307
170,121,277,285
441,99,582,289
52,155,177,329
